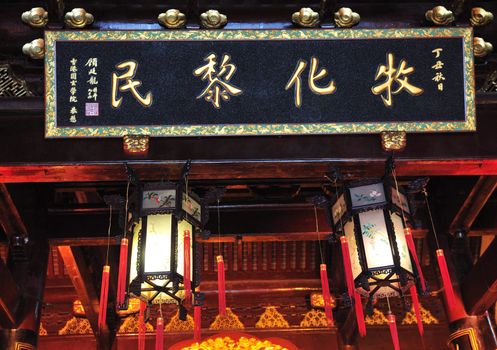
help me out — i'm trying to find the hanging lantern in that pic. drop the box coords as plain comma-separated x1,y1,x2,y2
330,178,420,301
122,182,204,307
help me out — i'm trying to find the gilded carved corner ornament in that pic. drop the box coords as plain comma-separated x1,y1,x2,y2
200,10,227,29
334,8,360,28
22,38,45,60
474,37,493,58
425,6,455,26
158,9,187,29
292,8,320,28
123,135,150,154
470,8,494,27
381,131,407,152
21,7,48,28
64,8,94,29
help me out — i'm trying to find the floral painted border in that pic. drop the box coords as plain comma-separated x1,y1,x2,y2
45,28,475,138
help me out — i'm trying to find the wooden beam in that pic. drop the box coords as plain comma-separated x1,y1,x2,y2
450,176,497,233
0,258,20,328
57,246,110,348
461,237,497,315
0,183,28,238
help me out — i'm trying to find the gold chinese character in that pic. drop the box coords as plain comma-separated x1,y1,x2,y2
432,48,443,58
438,83,444,91
69,96,78,103
70,73,77,80
87,76,98,85
70,58,77,65
69,115,77,123
85,58,98,67
193,53,242,109
111,60,153,108
88,67,97,75
285,57,336,108
70,87,77,95
70,80,77,87
70,106,78,114
70,65,78,73
432,72,446,82
88,87,98,101
432,60,444,70
372,53,424,107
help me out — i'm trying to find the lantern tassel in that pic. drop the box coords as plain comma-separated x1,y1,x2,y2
184,230,191,302
436,249,456,310
155,317,164,350
194,305,201,343
387,312,400,350
98,265,110,330
354,292,366,337
217,255,226,317
116,238,129,307
138,300,146,350
404,228,426,292
319,264,334,326
340,236,355,298
410,285,424,337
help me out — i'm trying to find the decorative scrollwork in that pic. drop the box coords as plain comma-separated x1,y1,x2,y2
292,8,320,28
123,135,149,154
200,10,227,29
22,39,45,60
158,9,186,29
334,8,360,28
209,308,244,330
300,309,330,328
255,306,290,329
0,64,33,97
58,317,92,335
381,131,407,152
474,37,493,58
64,8,94,29
165,310,194,332
470,8,494,26
21,7,48,28
365,308,389,325
425,6,455,26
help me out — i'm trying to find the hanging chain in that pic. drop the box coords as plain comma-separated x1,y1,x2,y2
123,180,130,239
315,205,325,264
422,188,440,249
106,205,112,266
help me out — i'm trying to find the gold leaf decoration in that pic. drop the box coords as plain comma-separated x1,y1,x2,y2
300,309,330,328
118,314,155,333
21,7,48,28
180,336,289,350
58,317,92,335
365,308,389,325
470,8,494,26
292,8,320,28
255,306,290,329
474,37,493,58
209,308,244,330
402,305,439,325
334,8,360,28
22,39,45,60
425,6,455,26
158,9,187,29
381,131,407,152
200,10,227,29
39,322,48,336
165,311,194,332
64,8,94,29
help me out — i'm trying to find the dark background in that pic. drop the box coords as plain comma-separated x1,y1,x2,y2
55,36,467,128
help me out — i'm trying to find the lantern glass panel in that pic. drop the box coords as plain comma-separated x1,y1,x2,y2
390,212,413,273
129,219,141,285
176,219,193,278
350,183,386,209
142,189,176,210
344,220,362,279
144,214,172,273
358,209,394,269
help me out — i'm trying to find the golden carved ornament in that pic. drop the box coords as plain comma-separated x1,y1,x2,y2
39,322,48,336
292,8,320,28
300,309,330,328
123,135,150,154
334,8,360,28
158,9,187,29
474,37,493,58
22,39,45,60
381,131,407,152
118,314,154,333
255,306,290,329
72,300,85,317
310,292,336,309
425,6,455,26
165,311,194,332
64,8,94,29
365,308,389,325
21,7,48,28
402,304,439,325
117,297,141,317
209,308,244,330
200,10,227,29
14,342,35,350
58,317,93,335
180,336,289,350
470,8,494,26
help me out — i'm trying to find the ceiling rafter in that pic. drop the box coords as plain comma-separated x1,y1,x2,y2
0,183,28,239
